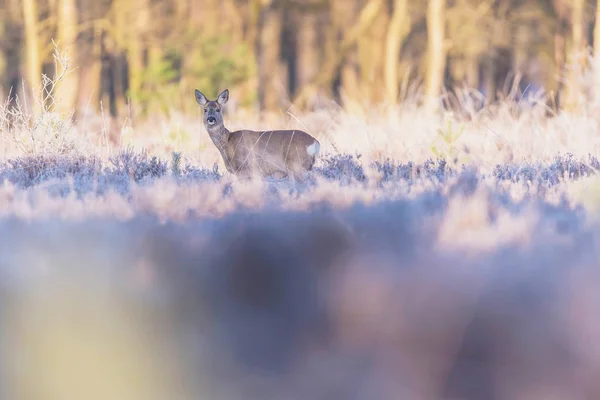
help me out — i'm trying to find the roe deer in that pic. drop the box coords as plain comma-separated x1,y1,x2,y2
195,89,320,180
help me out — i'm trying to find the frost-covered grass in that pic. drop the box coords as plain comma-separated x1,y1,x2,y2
3,92,600,398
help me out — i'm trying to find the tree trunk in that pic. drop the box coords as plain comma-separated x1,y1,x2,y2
424,0,446,110
76,0,103,115
4,0,22,107
22,0,42,108
553,0,567,108
358,0,389,103
257,0,283,111
565,0,586,111
280,6,296,98
384,0,410,104
297,12,318,91
55,0,78,114
109,0,128,116
321,6,338,100
127,0,150,118
293,0,384,107
334,0,361,102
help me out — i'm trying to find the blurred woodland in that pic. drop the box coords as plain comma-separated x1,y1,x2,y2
1,0,600,121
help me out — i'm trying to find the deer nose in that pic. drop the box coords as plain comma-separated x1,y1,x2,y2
207,116,216,124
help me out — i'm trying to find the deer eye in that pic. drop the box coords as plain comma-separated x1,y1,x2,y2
204,109,207,112
216,109,221,113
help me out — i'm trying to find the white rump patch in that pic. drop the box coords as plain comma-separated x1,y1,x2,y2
306,141,320,157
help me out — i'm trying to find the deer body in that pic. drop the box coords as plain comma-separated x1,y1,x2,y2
195,89,320,180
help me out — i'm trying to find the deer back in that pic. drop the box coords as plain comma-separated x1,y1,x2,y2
225,129,320,178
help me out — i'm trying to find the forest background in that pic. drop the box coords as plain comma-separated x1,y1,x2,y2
2,0,599,126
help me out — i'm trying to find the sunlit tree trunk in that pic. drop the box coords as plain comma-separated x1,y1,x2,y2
384,0,410,104
128,0,150,117
359,1,389,103
553,1,567,108
424,0,446,110
77,0,103,115
22,0,42,108
55,0,78,114
257,0,282,111
334,0,361,102
565,0,586,111
77,35,101,113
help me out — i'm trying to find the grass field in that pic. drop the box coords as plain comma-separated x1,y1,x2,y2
2,86,600,399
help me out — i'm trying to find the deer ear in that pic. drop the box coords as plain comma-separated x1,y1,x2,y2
195,89,208,106
217,89,229,106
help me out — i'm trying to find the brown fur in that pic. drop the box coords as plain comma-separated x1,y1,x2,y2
195,89,320,180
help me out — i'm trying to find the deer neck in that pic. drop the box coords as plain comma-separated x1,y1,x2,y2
206,124,234,171
206,124,229,144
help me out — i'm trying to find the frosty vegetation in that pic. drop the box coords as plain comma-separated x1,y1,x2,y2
2,79,600,398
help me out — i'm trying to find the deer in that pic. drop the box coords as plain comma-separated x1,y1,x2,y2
194,89,320,181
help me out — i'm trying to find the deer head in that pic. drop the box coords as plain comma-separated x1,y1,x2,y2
195,89,229,134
